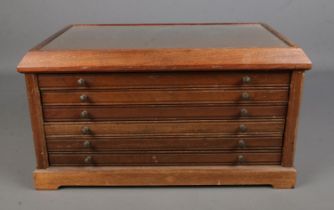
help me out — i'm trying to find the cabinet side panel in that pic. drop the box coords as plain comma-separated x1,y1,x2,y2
25,74,49,168
282,71,304,166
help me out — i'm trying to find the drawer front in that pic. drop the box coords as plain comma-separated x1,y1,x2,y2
48,152,282,166
44,120,285,136
47,136,283,151
43,105,287,122
40,71,288,167
38,72,290,89
41,89,289,105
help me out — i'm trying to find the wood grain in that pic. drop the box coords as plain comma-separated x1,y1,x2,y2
48,152,281,166
18,23,311,189
43,104,287,122
17,23,311,73
282,71,304,166
38,72,290,89
44,120,285,136
34,166,296,190
17,48,311,73
46,136,283,151
25,74,49,168
41,88,289,105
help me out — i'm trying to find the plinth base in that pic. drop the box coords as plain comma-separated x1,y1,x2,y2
34,166,296,190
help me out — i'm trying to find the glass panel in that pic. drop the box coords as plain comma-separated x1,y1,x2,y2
42,24,289,50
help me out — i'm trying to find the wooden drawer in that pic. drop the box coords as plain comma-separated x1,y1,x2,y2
47,136,283,151
43,105,287,122
44,120,285,136
19,23,312,189
41,88,289,105
48,151,282,166
38,72,290,89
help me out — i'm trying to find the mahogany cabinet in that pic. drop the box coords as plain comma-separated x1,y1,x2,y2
17,23,312,189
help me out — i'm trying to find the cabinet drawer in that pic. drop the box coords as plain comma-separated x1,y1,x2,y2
44,120,285,136
41,89,289,105
47,136,283,151
48,152,282,166
38,72,290,89
43,105,287,122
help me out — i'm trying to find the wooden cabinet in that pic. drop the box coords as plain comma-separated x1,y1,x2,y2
18,23,311,190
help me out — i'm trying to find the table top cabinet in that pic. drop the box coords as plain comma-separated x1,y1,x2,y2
17,23,312,190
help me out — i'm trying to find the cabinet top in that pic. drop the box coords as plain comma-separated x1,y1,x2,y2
42,24,289,50
18,23,312,73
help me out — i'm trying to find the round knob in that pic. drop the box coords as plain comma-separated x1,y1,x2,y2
242,76,251,84
77,78,86,86
84,156,92,163
83,140,91,148
240,108,248,117
239,124,247,132
81,126,91,135
238,139,246,148
80,94,88,102
237,155,245,164
80,110,89,119
241,92,250,100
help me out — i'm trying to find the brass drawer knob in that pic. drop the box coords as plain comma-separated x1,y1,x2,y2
77,78,86,86
238,139,246,148
80,94,88,102
237,155,245,164
83,140,91,148
81,126,91,135
80,110,89,119
240,108,248,117
242,76,251,84
84,156,92,163
241,92,250,100
239,124,247,132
